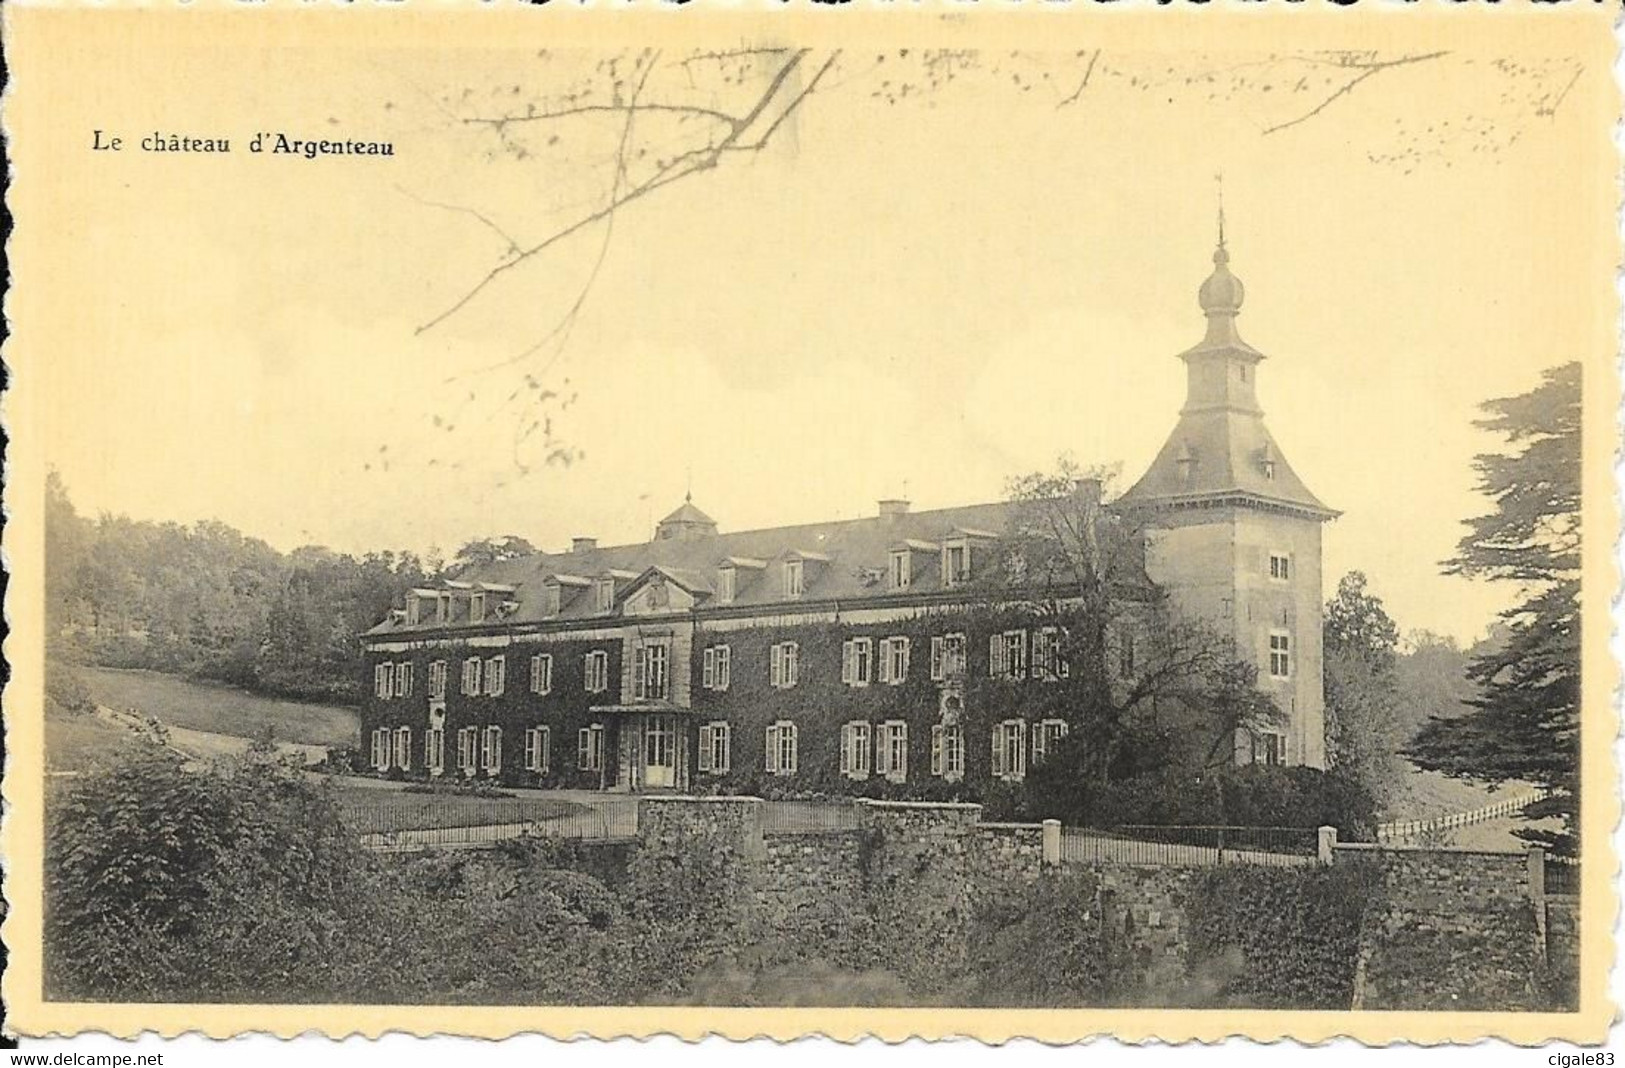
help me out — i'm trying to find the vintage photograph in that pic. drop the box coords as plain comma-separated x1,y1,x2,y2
2,2,1616,1044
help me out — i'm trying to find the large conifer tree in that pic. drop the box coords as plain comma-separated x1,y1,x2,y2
1407,362,1580,853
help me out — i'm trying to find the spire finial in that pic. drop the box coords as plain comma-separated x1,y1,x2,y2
685,465,693,504
1216,172,1227,252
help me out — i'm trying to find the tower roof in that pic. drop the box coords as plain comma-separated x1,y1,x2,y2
658,495,715,527
1119,235,1336,521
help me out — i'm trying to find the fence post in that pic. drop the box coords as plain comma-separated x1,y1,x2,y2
1318,825,1337,866
1527,845,1546,900
1042,819,1062,867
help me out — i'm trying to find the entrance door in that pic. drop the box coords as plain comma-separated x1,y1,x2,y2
643,714,677,789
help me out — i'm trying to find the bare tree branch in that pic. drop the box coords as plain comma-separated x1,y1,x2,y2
1263,50,1448,135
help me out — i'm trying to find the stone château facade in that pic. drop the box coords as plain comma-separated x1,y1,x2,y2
359,235,1335,791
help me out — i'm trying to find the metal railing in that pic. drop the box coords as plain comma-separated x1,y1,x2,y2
761,800,863,835
1060,824,1320,867
1545,855,1580,897
340,794,639,851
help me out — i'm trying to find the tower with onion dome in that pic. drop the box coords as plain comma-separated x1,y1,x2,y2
1118,222,1338,768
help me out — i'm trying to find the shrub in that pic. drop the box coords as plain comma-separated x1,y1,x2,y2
963,869,1117,1006
45,658,96,716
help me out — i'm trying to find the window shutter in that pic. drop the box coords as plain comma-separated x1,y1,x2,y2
786,643,797,686
991,725,1005,777
765,724,779,773
718,646,729,690
931,725,944,776
931,636,945,680
990,634,1004,678
719,724,730,772
787,724,798,773
770,644,783,688
1032,724,1046,763
703,648,715,689
839,725,852,775
899,638,910,681
698,727,713,773
1014,722,1027,778
841,641,854,685
1014,631,1028,678
877,641,891,684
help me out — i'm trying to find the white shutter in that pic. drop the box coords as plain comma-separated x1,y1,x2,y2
786,723,798,773
873,725,888,776
931,636,945,680
899,637,911,681
770,644,783,688
1032,724,1046,763
991,725,1006,778
931,725,944,776
841,641,854,684
525,729,538,771
786,644,797,686
839,724,852,775
990,634,1005,678
698,726,713,772
703,648,716,690
765,724,779,773
718,647,730,690
1014,632,1028,678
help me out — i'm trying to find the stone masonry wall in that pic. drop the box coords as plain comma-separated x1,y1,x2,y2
1341,844,1544,1011
1543,895,1579,1010
757,830,871,969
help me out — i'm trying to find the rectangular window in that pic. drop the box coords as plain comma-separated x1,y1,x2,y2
481,725,503,774
436,593,451,624
1032,718,1068,764
877,720,908,783
457,727,478,775
470,593,486,624
769,642,799,689
374,664,392,700
942,543,968,587
461,657,481,697
765,720,798,775
584,650,610,694
1118,627,1137,678
717,567,736,605
878,637,910,685
530,653,553,695
634,642,669,701
524,726,551,773
702,645,731,691
371,728,389,770
930,633,967,680
425,727,445,774
931,723,965,781
1033,627,1068,681
544,585,562,617
1269,631,1292,679
484,656,506,697
990,630,1028,680
1255,731,1287,767
889,550,911,590
991,719,1027,781
1269,553,1292,582
393,662,413,698
841,637,873,687
393,726,412,770
428,660,448,700
784,560,804,599
840,721,872,780
577,724,605,771
698,721,731,773
595,579,614,613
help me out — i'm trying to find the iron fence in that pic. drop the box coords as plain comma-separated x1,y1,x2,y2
339,793,639,851
761,800,863,835
1545,855,1579,897
1060,824,1320,867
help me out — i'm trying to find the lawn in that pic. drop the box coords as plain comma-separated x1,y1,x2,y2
330,784,592,835
83,667,360,749
45,710,137,773
1393,767,1535,822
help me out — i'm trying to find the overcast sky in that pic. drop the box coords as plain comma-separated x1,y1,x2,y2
17,8,1612,645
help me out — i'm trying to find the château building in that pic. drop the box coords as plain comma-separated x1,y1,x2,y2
359,235,1335,792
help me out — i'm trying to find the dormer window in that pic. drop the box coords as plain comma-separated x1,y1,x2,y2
717,566,736,605
784,560,804,599
889,550,911,591
469,593,486,624
544,585,562,617
595,578,615,613
942,542,969,588
436,593,451,624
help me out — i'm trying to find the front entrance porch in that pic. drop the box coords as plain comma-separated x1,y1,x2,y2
591,702,691,792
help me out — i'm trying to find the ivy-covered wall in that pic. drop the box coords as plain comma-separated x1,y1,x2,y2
361,635,624,790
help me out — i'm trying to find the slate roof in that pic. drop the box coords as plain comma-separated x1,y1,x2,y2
1118,407,1335,517
366,498,1150,637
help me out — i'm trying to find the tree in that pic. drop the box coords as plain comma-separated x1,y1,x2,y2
449,534,538,574
1322,572,1406,812
997,457,1278,791
1407,362,1580,853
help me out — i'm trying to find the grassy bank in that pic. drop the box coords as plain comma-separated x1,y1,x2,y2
84,666,359,748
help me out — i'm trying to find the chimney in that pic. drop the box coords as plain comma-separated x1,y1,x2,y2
878,499,911,522
571,537,598,553
1074,478,1103,509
